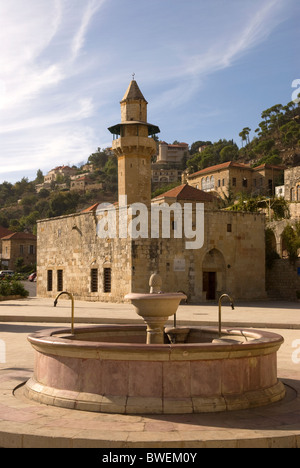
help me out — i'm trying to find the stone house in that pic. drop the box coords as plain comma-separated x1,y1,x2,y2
70,175,103,193
284,166,300,201
156,141,189,165
151,167,182,188
0,226,13,267
44,165,77,185
1,232,37,270
36,79,267,303
185,161,284,199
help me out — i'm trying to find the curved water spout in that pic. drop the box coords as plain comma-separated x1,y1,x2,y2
218,294,234,337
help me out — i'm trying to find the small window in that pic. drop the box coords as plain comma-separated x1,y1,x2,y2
20,245,24,254
104,268,111,293
47,270,53,292
91,268,98,292
242,178,248,188
232,178,236,187
227,224,232,233
57,270,63,292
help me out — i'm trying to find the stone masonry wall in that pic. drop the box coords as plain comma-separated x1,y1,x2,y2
37,208,266,303
266,258,300,300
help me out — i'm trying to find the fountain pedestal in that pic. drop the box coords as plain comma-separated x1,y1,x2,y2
124,292,186,344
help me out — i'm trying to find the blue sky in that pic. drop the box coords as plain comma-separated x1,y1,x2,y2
0,0,298,184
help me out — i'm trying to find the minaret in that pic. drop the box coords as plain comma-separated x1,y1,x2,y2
108,79,160,207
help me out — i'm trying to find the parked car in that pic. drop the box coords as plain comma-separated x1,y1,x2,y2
0,270,14,279
28,272,37,282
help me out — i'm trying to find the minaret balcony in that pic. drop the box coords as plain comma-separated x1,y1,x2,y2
112,136,157,158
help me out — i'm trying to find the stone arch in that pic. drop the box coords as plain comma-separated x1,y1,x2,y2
202,248,226,300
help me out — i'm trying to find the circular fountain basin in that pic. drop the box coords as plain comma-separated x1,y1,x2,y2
24,324,285,414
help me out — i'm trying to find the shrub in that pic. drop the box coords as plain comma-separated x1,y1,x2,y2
0,279,29,297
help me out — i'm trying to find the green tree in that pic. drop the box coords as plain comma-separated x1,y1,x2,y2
35,169,44,184
282,223,300,262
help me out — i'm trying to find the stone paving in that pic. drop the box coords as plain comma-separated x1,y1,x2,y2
0,291,300,448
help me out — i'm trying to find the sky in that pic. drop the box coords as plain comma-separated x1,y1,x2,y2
0,0,299,184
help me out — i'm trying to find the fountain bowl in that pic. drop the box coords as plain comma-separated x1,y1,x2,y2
125,292,186,318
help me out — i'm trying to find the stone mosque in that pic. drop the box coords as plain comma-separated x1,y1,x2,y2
36,79,266,303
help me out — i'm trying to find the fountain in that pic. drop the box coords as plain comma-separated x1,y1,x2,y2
124,273,186,344
24,275,285,414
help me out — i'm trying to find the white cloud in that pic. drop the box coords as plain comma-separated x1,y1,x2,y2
71,0,106,60
0,0,295,183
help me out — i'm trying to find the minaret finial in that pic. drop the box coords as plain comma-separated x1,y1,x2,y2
132,72,135,81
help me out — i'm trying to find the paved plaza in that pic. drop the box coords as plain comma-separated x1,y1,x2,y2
0,283,299,448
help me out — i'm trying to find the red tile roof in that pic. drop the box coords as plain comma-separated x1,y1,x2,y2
152,184,216,202
188,161,251,178
0,226,13,239
1,232,36,241
253,164,285,171
81,203,100,213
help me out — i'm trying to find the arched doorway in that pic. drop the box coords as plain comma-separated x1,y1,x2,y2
202,249,226,300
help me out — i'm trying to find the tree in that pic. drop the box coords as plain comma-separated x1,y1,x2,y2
88,148,109,168
282,223,300,262
190,141,212,155
239,127,251,147
35,169,44,184
219,145,239,162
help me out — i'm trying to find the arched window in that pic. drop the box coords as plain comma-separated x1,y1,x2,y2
290,188,295,201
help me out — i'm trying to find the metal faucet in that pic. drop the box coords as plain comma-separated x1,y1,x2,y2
54,291,75,334
218,294,234,337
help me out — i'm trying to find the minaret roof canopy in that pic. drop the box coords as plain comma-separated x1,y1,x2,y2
108,120,160,137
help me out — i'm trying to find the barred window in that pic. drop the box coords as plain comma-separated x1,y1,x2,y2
47,270,53,292
91,269,98,292
103,268,111,293
57,270,63,292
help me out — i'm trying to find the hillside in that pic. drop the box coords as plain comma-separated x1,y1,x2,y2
0,96,299,234
187,98,300,173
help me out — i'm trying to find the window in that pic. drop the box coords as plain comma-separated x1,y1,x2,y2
29,245,35,255
47,270,53,292
20,245,24,255
290,188,295,201
242,178,248,188
103,268,111,293
91,268,98,292
227,224,232,233
57,270,63,292
232,178,236,187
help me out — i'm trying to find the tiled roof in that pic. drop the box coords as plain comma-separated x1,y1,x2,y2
81,203,100,213
0,226,13,239
188,161,251,178
253,164,285,171
1,232,36,241
152,184,216,202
